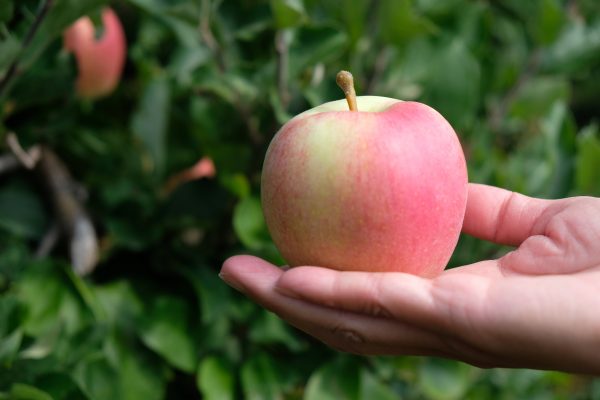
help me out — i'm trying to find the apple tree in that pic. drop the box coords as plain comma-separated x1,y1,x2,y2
0,0,599,399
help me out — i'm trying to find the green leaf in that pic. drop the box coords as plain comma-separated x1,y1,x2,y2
420,37,480,130
270,0,307,29
305,356,360,400
378,0,436,44
197,356,235,400
360,368,398,400
289,25,348,77
34,373,87,400
416,0,464,16
105,333,167,400
18,323,62,360
0,36,20,72
0,184,48,239
542,20,600,72
241,352,285,400
509,76,570,120
18,261,91,336
128,0,200,46
169,46,212,86
336,0,370,46
270,86,294,124
138,296,197,373
131,75,171,175
8,383,52,400
183,266,232,324
0,294,22,336
73,354,120,400
0,329,22,364
498,101,577,198
232,196,269,251
0,2,13,23
417,358,475,400
249,310,305,352
219,173,251,199
94,280,144,326
45,325,106,367
532,0,564,45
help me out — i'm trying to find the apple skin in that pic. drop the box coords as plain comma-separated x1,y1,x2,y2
261,96,468,278
64,8,126,99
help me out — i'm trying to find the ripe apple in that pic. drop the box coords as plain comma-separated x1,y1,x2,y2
64,8,126,99
260,71,468,277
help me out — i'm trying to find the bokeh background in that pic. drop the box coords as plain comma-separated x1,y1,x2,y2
1,0,600,398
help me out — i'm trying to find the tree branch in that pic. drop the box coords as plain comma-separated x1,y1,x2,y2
0,0,54,98
37,147,99,276
275,30,290,109
6,132,41,169
199,0,225,72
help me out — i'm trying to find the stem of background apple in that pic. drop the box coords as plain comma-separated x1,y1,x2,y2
336,70,358,112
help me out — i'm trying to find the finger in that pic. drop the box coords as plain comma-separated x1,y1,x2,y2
499,198,600,275
219,255,285,306
463,183,552,246
273,261,505,365
220,255,446,356
275,266,447,332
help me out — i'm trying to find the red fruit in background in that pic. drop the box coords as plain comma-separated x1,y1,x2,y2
64,8,126,99
163,157,217,196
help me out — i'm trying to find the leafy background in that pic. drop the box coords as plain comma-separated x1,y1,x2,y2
1,0,600,398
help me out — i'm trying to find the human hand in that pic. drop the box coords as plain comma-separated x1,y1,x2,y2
220,183,600,374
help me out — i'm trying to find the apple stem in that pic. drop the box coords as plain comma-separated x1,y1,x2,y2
336,70,358,112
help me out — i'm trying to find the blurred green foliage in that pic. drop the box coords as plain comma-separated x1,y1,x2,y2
1,0,599,398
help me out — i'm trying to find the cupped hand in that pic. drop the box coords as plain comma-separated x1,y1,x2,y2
220,184,600,374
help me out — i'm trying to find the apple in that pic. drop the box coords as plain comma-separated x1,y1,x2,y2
163,157,217,196
260,71,468,277
64,8,126,99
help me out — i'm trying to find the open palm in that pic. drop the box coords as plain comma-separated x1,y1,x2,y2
220,184,600,374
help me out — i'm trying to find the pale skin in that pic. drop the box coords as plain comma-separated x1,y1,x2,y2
220,183,600,374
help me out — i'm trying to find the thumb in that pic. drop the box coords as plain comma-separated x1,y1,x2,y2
499,198,600,275
499,235,566,275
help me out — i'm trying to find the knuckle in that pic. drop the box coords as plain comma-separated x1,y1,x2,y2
365,276,393,318
367,303,393,318
329,321,368,355
438,333,498,369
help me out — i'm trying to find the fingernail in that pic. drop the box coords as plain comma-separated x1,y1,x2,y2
218,272,247,295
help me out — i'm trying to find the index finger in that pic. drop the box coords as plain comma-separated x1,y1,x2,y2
463,183,552,246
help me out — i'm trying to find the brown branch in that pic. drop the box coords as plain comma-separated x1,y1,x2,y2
36,147,99,276
1,132,41,173
35,222,61,259
196,1,261,145
567,0,583,22
199,0,225,72
236,100,262,145
0,0,54,98
275,30,290,109
5,132,41,169
366,47,391,95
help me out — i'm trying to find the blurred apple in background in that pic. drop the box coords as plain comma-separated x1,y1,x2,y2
261,71,468,278
163,157,217,196
64,8,126,99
